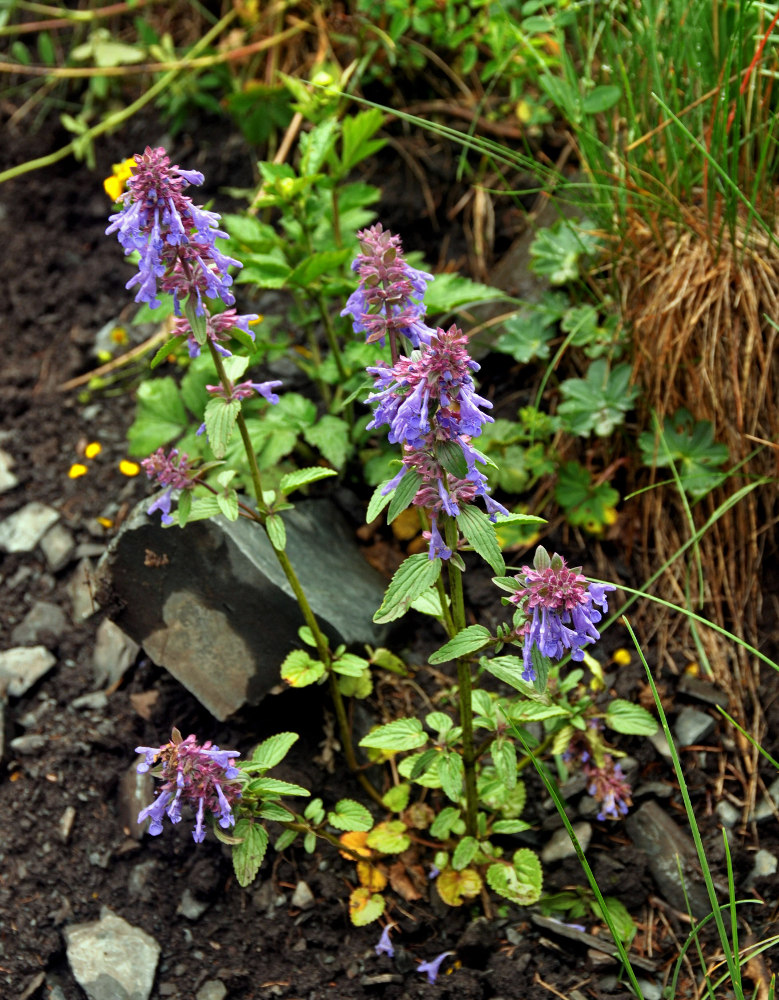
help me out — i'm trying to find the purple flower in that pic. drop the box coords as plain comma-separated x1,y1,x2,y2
106,146,241,313
206,379,283,405
172,308,260,359
417,951,454,984
584,755,632,820
135,729,241,843
375,925,395,957
141,447,198,524
147,489,174,526
342,224,435,348
510,550,616,682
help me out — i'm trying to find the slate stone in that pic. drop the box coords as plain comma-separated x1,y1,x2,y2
10,601,68,646
0,501,59,553
64,907,159,1000
92,618,140,688
98,497,390,720
626,800,710,918
0,645,57,697
67,558,99,622
541,821,592,863
674,706,716,746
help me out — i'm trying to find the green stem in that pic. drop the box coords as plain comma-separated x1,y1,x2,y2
315,290,353,425
0,8,237,185
444,516,478,838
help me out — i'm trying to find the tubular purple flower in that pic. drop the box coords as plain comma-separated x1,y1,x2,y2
172,308,259,359
205,379,282,404
135,730,241,843
584,755,632,821
416,951,454,984
375,925,395,957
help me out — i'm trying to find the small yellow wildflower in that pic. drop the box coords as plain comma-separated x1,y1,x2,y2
119,460,141,477
110,326,129,345
96,516,114,529
685,662,700,677
612,648,632,666
68,463,88,479
85,441,102,459
103,157,136,202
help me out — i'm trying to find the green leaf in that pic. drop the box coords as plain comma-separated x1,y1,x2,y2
327,798,374,832
245,777,310,797
425,711,453,735
436,440,469,479
280,466,338,495
299,116,339,175
288,248,352,287
491,819,532,834
557,360,638,437
386,470,422,524
582,84,622,114
359,717,428,752
232,820,268,887
482,655,533,693
429,806,462,840
486,849,543,905
593,896,637,944
457,504,505,574
217,490,239,521
381,784,411,813
127,378,188,456
280,649,326,688
429,624,492,664
184,296,208,345
205,397,241,459
496,309,556,363
435,867,482,906
265,513,287,551
437,752,464,802
258,802,292,822
237,252,292,288
251,731,299,771
529,219,601,285
303,415,351,468
604,699,658,736
274,828,298,851
366,820,410,853
341,108,387,172
150,334,187,369
491,739,518,790
554,462,620,530
638,408,729,499
373,553,442,624
366,480,394,523
349,887,385,926
452,836,479,871
332,653,370,677
423,271,508,314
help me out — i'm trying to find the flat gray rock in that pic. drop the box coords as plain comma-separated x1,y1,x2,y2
0,448,19,494
64,907,159,1000
541,821,592,862
674,706,715,746
92,618,140,688
0,501,59,553
67,558,99,623
40,522,76,572
0,645,57,698
98,497,390,720
10,601,68,646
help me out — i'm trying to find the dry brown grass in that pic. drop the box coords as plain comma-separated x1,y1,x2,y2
614,203,779,744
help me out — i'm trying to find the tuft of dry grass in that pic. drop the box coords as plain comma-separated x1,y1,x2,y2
615,203,779,730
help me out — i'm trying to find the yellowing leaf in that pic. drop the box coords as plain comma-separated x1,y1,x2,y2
436,868,483,907
357,861,387,892
339,831,372,860
348,886,385,926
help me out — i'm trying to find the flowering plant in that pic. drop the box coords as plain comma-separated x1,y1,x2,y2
108,148,658,955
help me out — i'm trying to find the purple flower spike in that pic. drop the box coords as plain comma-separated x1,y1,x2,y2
510,551,616,681
375,925,395,957
135,730,242,843
584,755,633,821
416,951,455,984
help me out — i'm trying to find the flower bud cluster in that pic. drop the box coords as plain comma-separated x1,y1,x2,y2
136,730,241,843
140,447,197,525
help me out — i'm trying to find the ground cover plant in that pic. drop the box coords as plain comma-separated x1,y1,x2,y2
1,2,778,998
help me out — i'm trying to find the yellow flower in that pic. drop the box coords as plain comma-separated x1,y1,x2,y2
612,648,631,666
85,441,102,459
103,157,136,201
119,460,141,477
68,463,88,479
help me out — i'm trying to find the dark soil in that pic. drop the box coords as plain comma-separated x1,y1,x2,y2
1,115,777,1000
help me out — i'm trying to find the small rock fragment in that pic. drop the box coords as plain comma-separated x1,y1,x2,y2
92,618,140,688
40,522,77,572
67,558,99,622
0,501,59,552
541,822,592,863
11,601,68,646
0,646,57,697
118,762,154,840
674,707,715,746
196,982,228,1000
0,448,19,494
59,806,76,842
715,800,741,828
64,907,160,1000
9,734,48,754
176,889,209,921
291,880,315,909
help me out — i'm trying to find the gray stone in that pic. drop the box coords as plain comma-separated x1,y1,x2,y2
0,501,59,552
118,762,154,840
64,907,159,1000
290,880,315,909
176,889,209,921
9,734,48,754
751,777,779,822
676,674,729,708
40,522,76,572
715,800,741,828
128,860,159,899
11,601,68,646
0,646,57,697
648,729,673,758
0,448,19,494
541,822,592,863
674,707,715,746
71,691,109,711
98,497,390,720
626,800,710,918
196,983,227,1000
744,849,777,888
92,618,140,688
67,558,99,623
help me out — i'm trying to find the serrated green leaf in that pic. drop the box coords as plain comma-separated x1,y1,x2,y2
265,513,286,551
486,848,542,905
605,698,658,735
491,819,532,834
593,896,637,944
127,378,188,456
386,470,422,524
437,752,464,802
366,480,394,523
205,397,241,459
491,739,518,790
274,828,298,851
217,489,239,521
452,836,479,871
373,553,442,624
258,802,292,822
429,625,491,664
232,820,268,887
332,653,370,677
436,440,469,478
250,732,299,771
529,219,601,285
341,108,386,172
365,820,410,853
436,867,482,906
425,711,453,735
457,504,505,574
429,806,462,840
328,798,374,832
349,886,386,926
303,415,351,468
551,724,576,756
482,655,533,693
280,466,338,495
280,649,326,688
150,334,187,369
246,777,310,797
288,248,352,287
359,717,428,752
177,489,192,527
381,783,411,813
